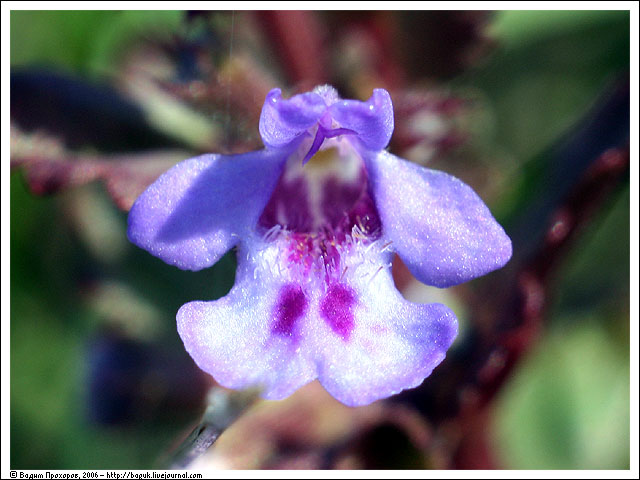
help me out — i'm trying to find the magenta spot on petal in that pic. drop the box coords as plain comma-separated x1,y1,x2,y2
320,284,357,341
272,284,308,338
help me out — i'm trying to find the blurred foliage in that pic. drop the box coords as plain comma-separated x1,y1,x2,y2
494,319,630,469
11,11,183,77
10,176,235,469
478,12,630,470
493,186,630,469
460,11,629,225
10,9,630,469
471,10,628,163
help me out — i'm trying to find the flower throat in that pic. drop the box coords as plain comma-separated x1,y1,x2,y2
258,145,381,240
257,144,382,283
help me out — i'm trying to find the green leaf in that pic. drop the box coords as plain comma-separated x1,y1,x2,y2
493,321,630,469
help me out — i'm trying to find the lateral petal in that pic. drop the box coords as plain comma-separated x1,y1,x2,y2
127,149,288,270
365,150,512,287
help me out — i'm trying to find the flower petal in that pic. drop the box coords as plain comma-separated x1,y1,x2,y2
259,88,327,148
176,235,317,399
329,88,394,151
310,249,458,407
127,149,288,270
365,151,512,287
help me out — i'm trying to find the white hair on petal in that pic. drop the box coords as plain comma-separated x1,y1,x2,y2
244,222,393,292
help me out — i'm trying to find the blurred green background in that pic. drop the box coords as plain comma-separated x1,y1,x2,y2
10,10,630,469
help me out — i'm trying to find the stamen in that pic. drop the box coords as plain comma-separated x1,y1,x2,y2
323,127,358,139
303,128,326,164
302,125,357,164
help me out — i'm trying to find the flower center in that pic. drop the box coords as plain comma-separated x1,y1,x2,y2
259,145,379,236
258,142,382,285
257,137,391,342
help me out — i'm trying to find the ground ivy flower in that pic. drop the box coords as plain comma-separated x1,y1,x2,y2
128,85,512,407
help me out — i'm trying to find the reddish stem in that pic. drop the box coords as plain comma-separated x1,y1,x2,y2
254,11,329,90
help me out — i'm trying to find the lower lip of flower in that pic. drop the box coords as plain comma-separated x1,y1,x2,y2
270,281,357,342
256,141,386,341
260,142,382,262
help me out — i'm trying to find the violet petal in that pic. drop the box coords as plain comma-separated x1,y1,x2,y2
259,88,327,148
176,236,317,399
329,88,394,151
127,149,288,270
365,150,512,288
310,252,458,407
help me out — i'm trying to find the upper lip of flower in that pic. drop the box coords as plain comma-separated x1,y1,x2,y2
259,86,395,154
127,85,512,407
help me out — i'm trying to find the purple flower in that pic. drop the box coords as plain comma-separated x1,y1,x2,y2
128,85,512,407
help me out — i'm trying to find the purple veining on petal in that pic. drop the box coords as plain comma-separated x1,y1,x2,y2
345,193,382,238
272,284,308,338
259,175,313,232
281,232,342,284
260,145,377,239
320,284,357,341
321,173,367,229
